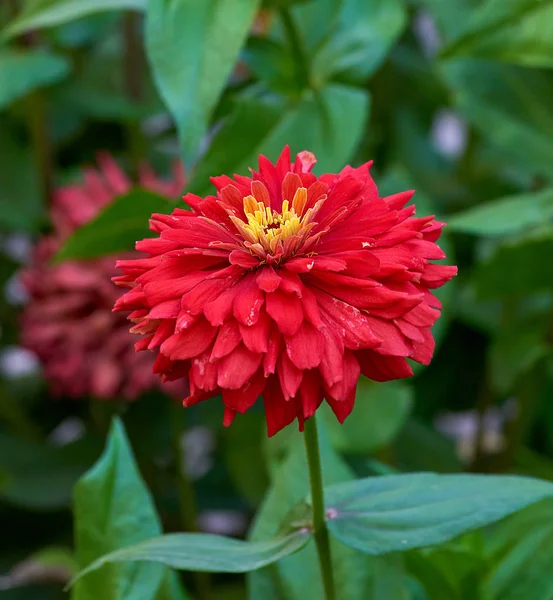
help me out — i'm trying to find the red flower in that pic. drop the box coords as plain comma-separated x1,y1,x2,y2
114,147,456,435
21,154,185,400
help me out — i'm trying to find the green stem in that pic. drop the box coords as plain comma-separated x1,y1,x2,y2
169,402,211,600
303,416,336,600
279,7,311,90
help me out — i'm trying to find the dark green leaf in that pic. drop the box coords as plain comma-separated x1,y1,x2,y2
311,0,407,85
322,378,413,454
441,0,553,68
155,571,191,600
474,227,553,299
324,473,553,555
0,433,99,510
2,0,145,39
449,188,553,237
145,0,260,163
70,531,310,585
188,84,369,196
72,418,165,600
441,60,553,178
55,187,176,261
0,49,70,109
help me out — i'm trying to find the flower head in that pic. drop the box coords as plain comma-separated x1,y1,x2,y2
21,154,185,399
114,147,456,435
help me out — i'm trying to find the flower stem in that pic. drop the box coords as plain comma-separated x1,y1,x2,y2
169,402,211,600
279,7,311,90
303,416,336,600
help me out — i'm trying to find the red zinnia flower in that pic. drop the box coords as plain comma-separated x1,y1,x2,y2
114,147,456,435
21,154,185,400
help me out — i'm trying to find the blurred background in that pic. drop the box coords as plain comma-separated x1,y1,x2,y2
2,0,553,598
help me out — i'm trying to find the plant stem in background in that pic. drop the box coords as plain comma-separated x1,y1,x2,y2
279,7,311,91
123,11,144,179
303,416,336,600
169,402,211,600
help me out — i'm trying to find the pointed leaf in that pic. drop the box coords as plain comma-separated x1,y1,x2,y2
55,188,176,261
72,418,165,600
324,473,553,555
145,0,260,163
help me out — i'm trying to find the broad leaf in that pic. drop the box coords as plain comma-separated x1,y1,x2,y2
2,0,145,39
311,0,407,85
484,499,553,600
322,378,413,454
449,188,553,237
145,0,260,163
324,473,553,555
0,48,70,109
70,531,310,586
72,418,169,600
248,428,371,600
474,227,553,299
55,188,176,261
441,0,553,68
187,84,369,196
441,60,553,179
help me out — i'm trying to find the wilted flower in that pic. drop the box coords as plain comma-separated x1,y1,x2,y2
114,147,456,435
21,154,185,399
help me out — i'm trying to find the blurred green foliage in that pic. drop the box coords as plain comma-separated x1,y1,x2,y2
2,0,553,598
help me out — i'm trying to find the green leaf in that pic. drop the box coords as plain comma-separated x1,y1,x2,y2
0,48,70,109
311,0,407,85
484,499,553,600
187,84,369,196
0,433,99,510
448,188,553,237
155,572,191,600
55,188,176,261
145,0,260,163
322,378,413,454
2,0,145,39
441,60,553,178
70,531,310,586
324,473,553,555
441,0,553,68
72,418,165,600
474,227,553,299
0,126,43,232
248,428,371,600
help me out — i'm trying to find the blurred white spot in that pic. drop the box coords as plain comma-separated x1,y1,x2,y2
0,346,40,379
431,109,468,159
2,234,32,263
142,112,173,136
49,417,86,446
198,510,248,537
181,426,215,480
4,273,29,305
413,10,442,57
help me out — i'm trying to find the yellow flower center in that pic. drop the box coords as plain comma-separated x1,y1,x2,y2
231,186,320,255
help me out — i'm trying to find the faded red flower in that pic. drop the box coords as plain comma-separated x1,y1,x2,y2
21,154,185,400
114,147,457,435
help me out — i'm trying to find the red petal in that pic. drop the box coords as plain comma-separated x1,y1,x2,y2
277,352,303,400
217,344,263,390
285,322,324,370
326,351,360,401
325,386,356,423
299,370,323,419
263,378,297,436
265,289,303,336
190,352,218,391
281,172,302,205
160,318,217,360
256,266,282,292
410,327,435,365
233,274,264,325
210,320,241,360
264,328,283,376
365,316,411,356
222,369,265,413
223,406,237,427
240,310,271,353
357,351,413,382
